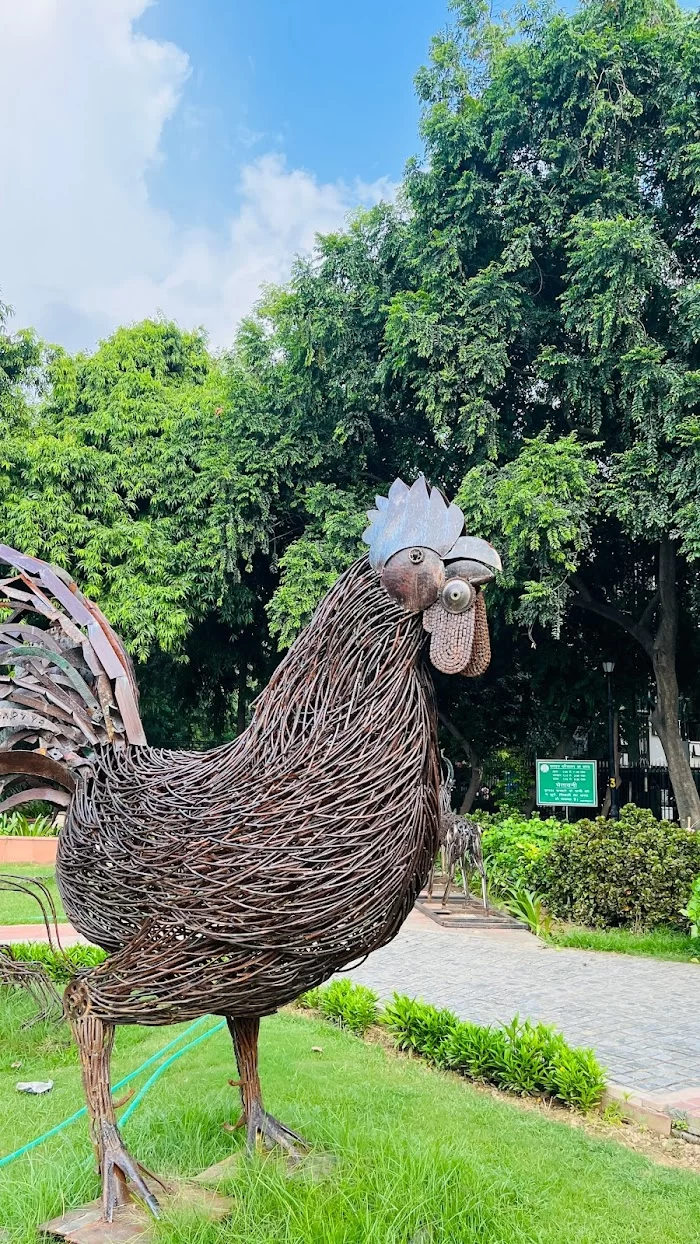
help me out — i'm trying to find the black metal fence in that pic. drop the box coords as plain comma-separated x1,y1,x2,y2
455,762,700,821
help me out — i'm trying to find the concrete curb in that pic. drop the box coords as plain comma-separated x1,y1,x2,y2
0,836,57,864
604,1083,700,1137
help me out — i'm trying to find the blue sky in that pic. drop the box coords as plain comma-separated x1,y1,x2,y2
137,0,451,232
0,0,452,351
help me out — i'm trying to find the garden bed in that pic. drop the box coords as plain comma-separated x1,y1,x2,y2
0,837,57,866
0,992,699,1242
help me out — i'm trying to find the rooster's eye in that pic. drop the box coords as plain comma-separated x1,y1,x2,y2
441,578,475,614
381,547,445,613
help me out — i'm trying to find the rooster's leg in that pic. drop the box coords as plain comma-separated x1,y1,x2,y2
227,1016,309,1159
65,980,161,1222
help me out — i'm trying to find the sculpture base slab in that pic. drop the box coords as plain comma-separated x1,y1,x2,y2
39,1176,233,1244
195,1148,336,1186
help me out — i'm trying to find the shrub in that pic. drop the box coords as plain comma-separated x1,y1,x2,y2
681,876,700,938
0,812,57,837
533,804,700,929
503,888,554,938
381,994,605,1110
298,978,378,1035
475,813,566,892
380,993,459,1064
1,941,107,982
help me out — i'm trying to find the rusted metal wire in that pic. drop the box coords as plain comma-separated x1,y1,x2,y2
431,757,489,909
0,476,500,1217
0,948,63,1023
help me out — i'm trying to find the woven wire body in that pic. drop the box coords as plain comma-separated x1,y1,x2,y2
56,557,441,1024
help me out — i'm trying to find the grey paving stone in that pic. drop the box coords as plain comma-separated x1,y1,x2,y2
344,921,700,1092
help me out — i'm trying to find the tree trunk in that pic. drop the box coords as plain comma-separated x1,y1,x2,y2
460,758,483,814
571,539,700,829
651,539,700,829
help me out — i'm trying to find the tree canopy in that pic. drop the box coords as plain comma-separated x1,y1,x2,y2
2,0,700,818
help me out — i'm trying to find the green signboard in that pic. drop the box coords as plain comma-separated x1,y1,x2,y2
536,759,598,807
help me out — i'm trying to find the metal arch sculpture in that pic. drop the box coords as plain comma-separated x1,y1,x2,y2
0,477,501,1222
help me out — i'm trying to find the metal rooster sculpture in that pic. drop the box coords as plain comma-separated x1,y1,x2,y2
0,477,500,1220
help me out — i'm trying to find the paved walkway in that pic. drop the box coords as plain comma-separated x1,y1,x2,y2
0,923,88,946
3,913,699,1104
346,910,700,1099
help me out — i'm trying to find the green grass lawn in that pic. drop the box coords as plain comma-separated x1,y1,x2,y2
1,992,699,1243
551,924,699,962
0,866,66,926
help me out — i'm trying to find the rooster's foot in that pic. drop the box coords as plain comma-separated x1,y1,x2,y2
100,1123,162,1222
241,1102,309,1161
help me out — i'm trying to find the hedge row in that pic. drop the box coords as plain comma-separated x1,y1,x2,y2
474,804,700,931
1,941,107,981
298,982,605,1112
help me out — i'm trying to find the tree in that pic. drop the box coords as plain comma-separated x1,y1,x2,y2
377,0,700,825
0,318,306,741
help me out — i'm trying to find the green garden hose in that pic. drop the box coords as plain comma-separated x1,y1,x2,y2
118,1020,226,1126
0,1015,225,1168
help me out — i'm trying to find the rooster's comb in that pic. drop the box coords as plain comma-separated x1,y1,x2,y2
362,477,465,573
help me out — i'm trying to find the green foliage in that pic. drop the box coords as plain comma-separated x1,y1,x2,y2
0,321,230,660
476,812,566,892
456,435,598,634
534,804,700,930
550,924,699,963
298,978,379,1035
381,993,605,1111
0,813,56,837
380,994,460,1064
2,941,106,982
482,747,534,811
266,484,368,648
680,876,700,939
503,887,554,939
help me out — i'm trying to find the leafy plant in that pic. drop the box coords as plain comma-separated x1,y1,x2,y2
533,805,700,930
680,876,700,939
296,985,323,1011
602,1101,624,1126
299,978,378,1035
381,994,605,1111
1,941,107,982
380,994,459,1064
504,888,554,939
476,814,566,893
0,812,57,837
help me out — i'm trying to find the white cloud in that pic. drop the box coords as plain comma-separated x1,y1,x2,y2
0,0,393,352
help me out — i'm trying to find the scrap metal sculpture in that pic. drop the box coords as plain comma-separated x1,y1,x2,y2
437,758,489,910
427,757,489,908
0,477,500,1221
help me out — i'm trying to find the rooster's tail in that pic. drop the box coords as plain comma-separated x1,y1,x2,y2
0,545,145,814
0,875,68,1022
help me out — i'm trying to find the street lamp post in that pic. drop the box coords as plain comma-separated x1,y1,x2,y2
603,661,619,820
